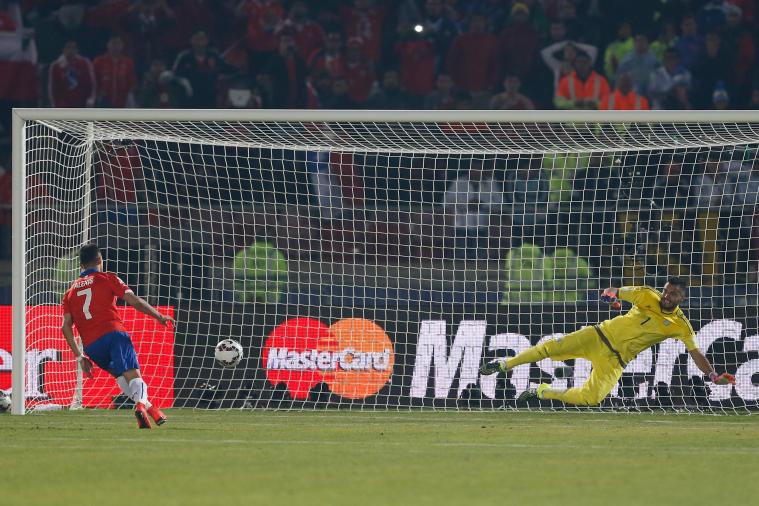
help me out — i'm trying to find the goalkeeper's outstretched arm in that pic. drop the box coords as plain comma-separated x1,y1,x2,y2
689,348,736,385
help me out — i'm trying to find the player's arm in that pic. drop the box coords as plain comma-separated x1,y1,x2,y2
61,313,93,378
602,286,655,308
122,292,174,326
688,348,735,385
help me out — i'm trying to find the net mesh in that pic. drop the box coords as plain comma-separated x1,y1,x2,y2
12,117,759,413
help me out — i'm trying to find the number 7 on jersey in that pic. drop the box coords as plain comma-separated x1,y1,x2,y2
77,288,93,320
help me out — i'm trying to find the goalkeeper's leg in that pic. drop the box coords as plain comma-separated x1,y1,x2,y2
481,325,598,375
540,358,623,406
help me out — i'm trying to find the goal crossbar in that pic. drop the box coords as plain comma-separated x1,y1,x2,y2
12,108,759,123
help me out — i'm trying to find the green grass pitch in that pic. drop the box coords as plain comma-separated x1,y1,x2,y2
2,409,758,505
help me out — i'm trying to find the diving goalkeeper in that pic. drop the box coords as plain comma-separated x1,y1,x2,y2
480,277,735,405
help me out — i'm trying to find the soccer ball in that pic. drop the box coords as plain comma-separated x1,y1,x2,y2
214,339,244,368
0,391,10,413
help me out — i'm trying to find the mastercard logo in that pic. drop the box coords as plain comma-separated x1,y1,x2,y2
262,317,394,400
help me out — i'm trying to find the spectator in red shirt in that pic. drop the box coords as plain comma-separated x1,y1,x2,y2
344,37,375,105
48,40,95,107
0,0,37,108
340,0,386,63
93,36,136,107
447,13,499,94
245,0,285,66
490,75,535,109
84,1,132,41
279,1,325,61
307,29,346,79
498,3,540,82
395,23,437,97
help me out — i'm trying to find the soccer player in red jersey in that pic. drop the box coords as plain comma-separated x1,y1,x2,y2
61,244,174,429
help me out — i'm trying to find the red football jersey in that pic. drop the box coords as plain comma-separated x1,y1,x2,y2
61,271,133,346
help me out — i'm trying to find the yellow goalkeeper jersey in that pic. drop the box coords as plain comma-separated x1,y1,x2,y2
598,286,697,364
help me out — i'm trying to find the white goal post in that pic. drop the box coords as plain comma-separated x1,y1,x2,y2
10,109,759,415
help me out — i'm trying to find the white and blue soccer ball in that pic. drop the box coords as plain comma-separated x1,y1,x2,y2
0,390,10,413
214,339,244,368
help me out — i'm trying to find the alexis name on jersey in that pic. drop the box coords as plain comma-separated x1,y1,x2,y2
71,277,94,289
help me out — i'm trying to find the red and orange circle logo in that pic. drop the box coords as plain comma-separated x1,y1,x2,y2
262,318,394,400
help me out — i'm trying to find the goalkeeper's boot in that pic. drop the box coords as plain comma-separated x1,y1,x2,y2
516,383,550,403
134,402,153,429
479,359,509,376
147,405,167,426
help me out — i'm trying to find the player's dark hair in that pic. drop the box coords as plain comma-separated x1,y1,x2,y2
667,276,688,289
79,244,101,266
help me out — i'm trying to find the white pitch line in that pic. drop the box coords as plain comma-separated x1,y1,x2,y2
11,410,757,423
7,436,759,454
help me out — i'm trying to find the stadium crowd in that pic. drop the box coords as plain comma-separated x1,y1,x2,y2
2,0,759,303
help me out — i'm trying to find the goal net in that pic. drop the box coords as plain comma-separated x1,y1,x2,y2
8,110,759,414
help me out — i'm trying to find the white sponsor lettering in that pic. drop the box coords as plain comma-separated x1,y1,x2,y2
0,347,10,372
0,347,60,398
688,319,742,401
411,319,759,402
26,349,60,399
736,334,759,401
409,320,486,398
266,348,391,371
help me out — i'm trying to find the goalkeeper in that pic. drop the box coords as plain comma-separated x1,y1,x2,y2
480,277,735,405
